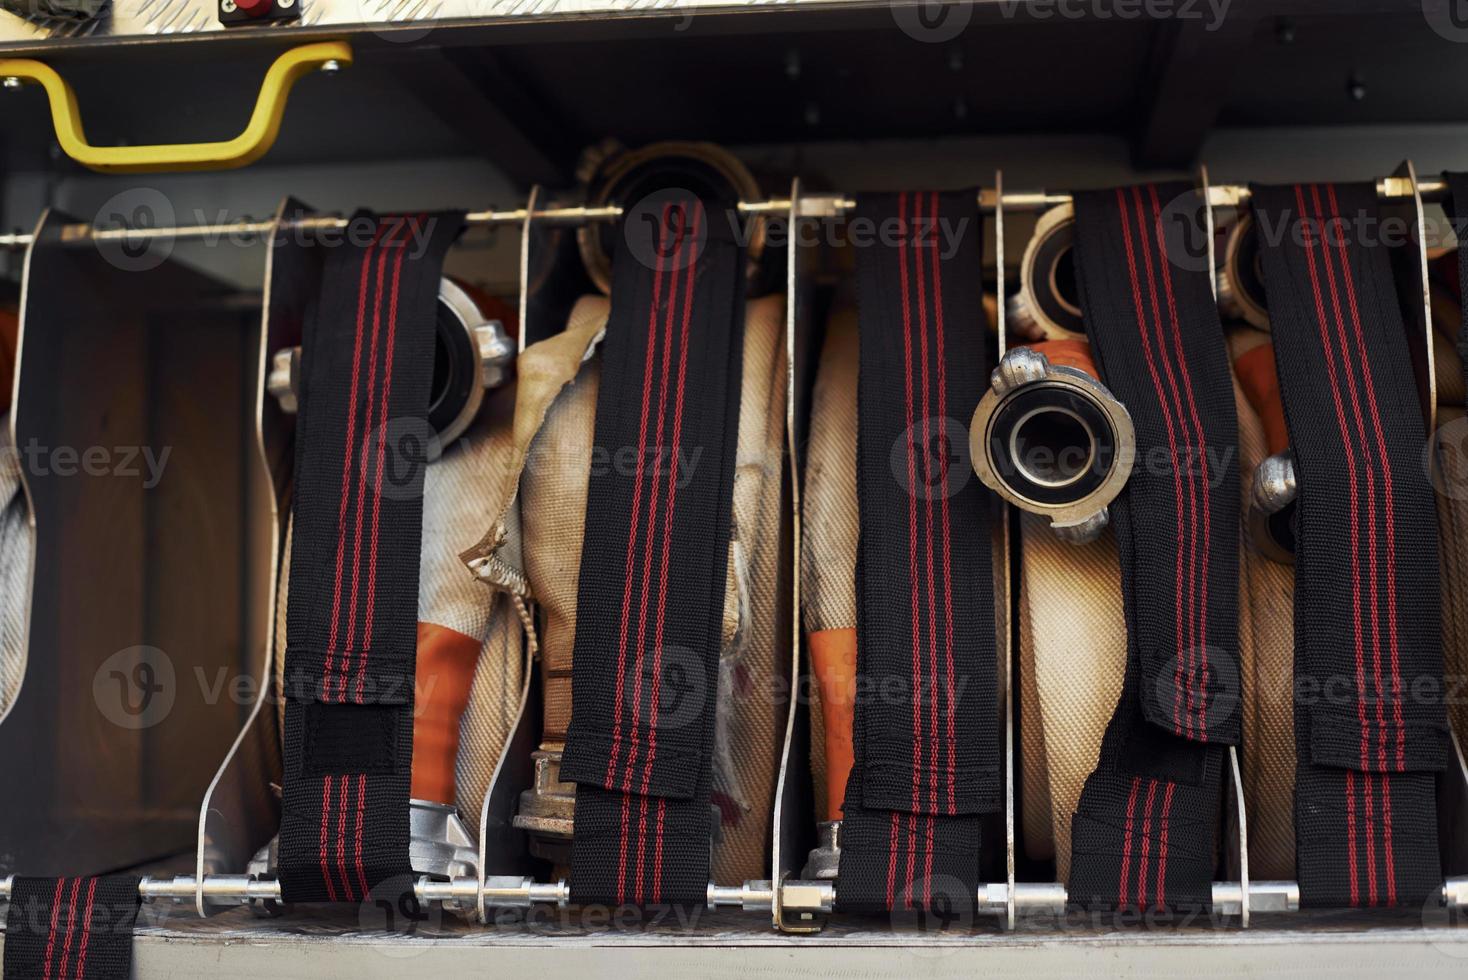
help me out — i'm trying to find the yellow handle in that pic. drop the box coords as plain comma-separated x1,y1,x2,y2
0,41,352,173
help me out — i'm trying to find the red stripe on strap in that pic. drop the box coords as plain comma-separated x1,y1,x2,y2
358,213,423,701
1136,778,1158,908
897,192,923,894
635,793,650,906
616,789,632,905
646,202,703,781
339,217,405,701
642,202,704,902
1294,186,1371,772
622,203,689,900
923,814,935,906
1132,187,1201,738
354,772,370,900
1308,186,1389,784
1362,760,1379,906
1118,776,1142,907
325,223,389,697
606,202,674,790
1147,185,1213,738
320,776,339,902
1345,769,1360,906
1155,781,1175,910
1297,185,1374,905
40,877,64,980
898,809,910,909
913,193,941,828
653,797,667,905
624,203,687,795
1325,184,1405,772
337,768,355,902
1116,190,1191,738
611,205,678,903
70,877,98,980
342,218,394,692
926,192,958,815
886,811,900,910
54,877,81,980
1379,773,1398,905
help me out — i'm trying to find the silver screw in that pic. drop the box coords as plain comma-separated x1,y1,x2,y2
278,0,295,8
320,59,341,75
2,77,20,91
221,0,236,11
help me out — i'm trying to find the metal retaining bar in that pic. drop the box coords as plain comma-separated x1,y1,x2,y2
4,875,1462,916
0,175,1446,252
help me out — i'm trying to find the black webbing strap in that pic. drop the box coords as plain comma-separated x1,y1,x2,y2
559,193,746,908
4,877,140,980
1066,183,1240,912
277,211,465,903
835,190,999,917
1440,173,1468,393
1252,182,1446,909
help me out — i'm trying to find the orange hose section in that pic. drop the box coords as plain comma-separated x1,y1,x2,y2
411,621,481,805
1030,338,1098,381
809,627,857,822
1234,342,1289,456
0,307,16,414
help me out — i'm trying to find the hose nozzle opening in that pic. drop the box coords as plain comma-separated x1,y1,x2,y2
970,344,1134,544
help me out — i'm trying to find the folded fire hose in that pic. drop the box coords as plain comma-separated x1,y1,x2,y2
551,191,747,907
1227,326,1299,882
507,280,787,888
801,303,859,866
1060,184,1241,912
801,190,1002,917
0,304,23,722
473,186,786,907
266,217,525,892
1001,182,1457,908
4,165,1468,966
272,210,475,903
1252,183,1447,907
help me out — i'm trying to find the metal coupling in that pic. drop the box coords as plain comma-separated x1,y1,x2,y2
513,748,576,865
1249,450,1297,563
1007,203,1085,341
408,799,480,881
802,820,841,881
267,278,514,450
970,344,1134,543
1217,210,1270,330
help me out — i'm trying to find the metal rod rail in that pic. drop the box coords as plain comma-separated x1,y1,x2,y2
0,175,1448,253
0,875,774,914
6,874,1464,916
